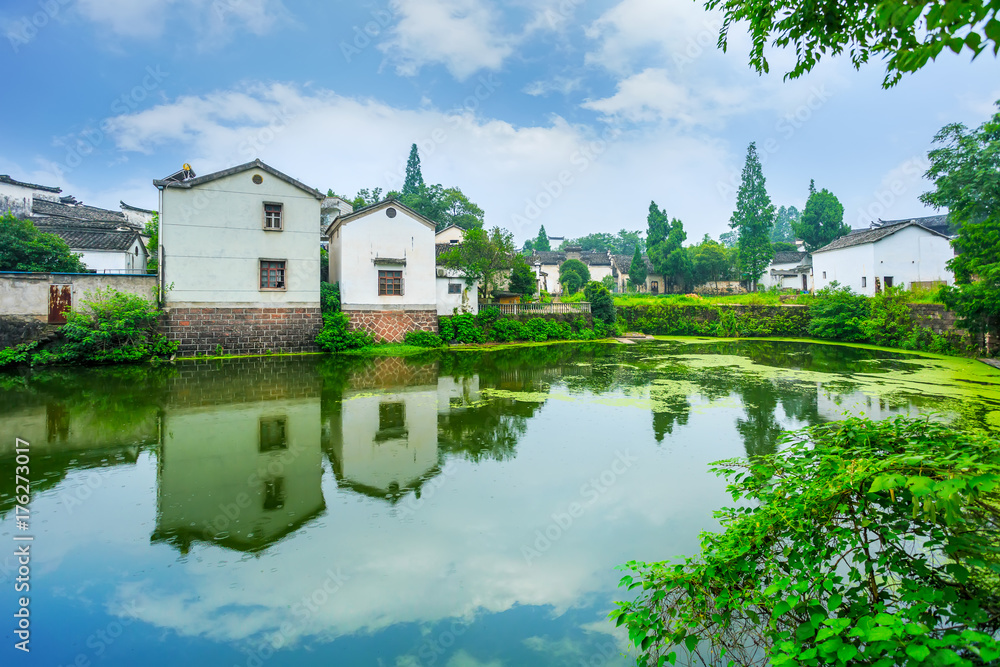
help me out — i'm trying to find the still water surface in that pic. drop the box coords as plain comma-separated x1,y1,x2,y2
1,339,999,666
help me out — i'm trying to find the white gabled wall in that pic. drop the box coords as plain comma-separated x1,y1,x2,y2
335,205,436,310
160,166,321,307
813,243,876,295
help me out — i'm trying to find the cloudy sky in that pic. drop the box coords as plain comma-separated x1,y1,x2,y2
1,0,997,244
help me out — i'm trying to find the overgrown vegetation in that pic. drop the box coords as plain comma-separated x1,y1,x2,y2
613,416,1000,667
439,309,620,344
315,312,373,352
0,212,88,273
321,282,341,314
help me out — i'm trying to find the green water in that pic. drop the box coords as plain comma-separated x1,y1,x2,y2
0,339,998,666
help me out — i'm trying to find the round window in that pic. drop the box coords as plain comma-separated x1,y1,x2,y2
252,174,263,184
386,207,397,218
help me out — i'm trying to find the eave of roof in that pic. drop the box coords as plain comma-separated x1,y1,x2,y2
153,159,324,200
325,198,438,236
0,174,61,193
812,221,951,254
120,200,156,214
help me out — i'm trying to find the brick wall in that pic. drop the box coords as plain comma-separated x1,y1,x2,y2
345,309,438,343
162,307,322,357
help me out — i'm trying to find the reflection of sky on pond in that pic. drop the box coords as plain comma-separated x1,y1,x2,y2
1,341,998,666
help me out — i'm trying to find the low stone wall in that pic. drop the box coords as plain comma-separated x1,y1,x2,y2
163,307,322,357
345,309,438,343
0,272,157,321
907,304,962,335
496,311,593,326
0,316,50,349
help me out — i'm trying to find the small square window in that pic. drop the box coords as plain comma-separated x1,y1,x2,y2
375,402,408,442
264,203,283,230
259,417,287,452
260,260,286,290
822,271,827,279
448,283,462,294
379,270,402,295
263,477,285,511
884,276,894,288
861,277,867,288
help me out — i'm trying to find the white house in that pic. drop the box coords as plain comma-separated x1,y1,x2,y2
527,247,614,295
328,198,443,341
34,220,147,274
610,253,666,294
0,174,62,218
435,224,465,246
811,220,954,296
154,159,325,356
764,251,812,292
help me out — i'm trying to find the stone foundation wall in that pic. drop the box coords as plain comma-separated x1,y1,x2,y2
0,316,51,349
906,304,962,335
345,309,438,343
163,307,322,357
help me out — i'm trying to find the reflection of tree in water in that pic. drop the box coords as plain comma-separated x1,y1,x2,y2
438,400,532,463
734,378,786,458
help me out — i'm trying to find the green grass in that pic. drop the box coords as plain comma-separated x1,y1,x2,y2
342,343,439,357
613,292,814,307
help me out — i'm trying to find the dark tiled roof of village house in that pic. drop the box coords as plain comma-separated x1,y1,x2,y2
0,175,61,193
32,198,131,224
120,201,156,214
813,220,951,254
772,251,808,264
36,224,144,252
611,253,655,273
528,250,611,266
874,214,951,237
155,159,324,200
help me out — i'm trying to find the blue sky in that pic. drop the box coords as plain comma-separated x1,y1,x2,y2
1,0,998,244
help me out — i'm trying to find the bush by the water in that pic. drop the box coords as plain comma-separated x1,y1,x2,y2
316,312,373,352
620,302,811,338
438,311,617,344
403,330,443,348
614,416,1000,667
584,281,616,325
807,282,870,342
321,282,341,314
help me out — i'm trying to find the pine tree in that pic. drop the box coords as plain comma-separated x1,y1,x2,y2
628,246,647,290
730,142,776,290
402,144,425,196
535,225,551,252
646,201,670,247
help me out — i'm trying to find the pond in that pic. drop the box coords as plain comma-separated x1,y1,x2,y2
1,339,999,666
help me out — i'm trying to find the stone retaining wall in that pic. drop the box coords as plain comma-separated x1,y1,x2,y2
906,304,962,335
0,316,50,349
163,307,322,357
345,309,438,343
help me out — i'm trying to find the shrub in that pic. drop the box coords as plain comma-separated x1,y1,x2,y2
486,318,524,342
614,416,1000,667
475,306,502,328
438,317,455,342
316,312,373,352
808,282,870,341
524,318,551,341
52,288,176,364
584,281,616,324
320,282,341,314
404,330,443,348
451,313,485,344
0,341,38,369
559,259,591,294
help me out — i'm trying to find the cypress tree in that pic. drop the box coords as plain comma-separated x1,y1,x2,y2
730,142,775,290
628,246,647,290
402,144,425,196
535,225,551,252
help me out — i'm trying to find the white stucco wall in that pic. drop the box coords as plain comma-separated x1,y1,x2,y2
331,204,436,311
436,271,478,315
77,239,147,274
813,226,953,296
434,226,465,245
121,206,155,228
0,180,59,217
160,166,322,307
0,273,157,320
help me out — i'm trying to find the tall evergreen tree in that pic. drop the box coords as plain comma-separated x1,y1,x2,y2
535,225,551,252
771,205,800,243
402,143,425,196
646,201,670,247
793,180,849,251
628,246,647,290
730,142,775,290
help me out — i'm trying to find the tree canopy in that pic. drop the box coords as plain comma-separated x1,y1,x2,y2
559,229,645,256
402,143,424,196
534,225,551,252
559,259,591,294
690,236,732,288
507,257,537,298
771,205,799,243
628,246,647,290
0,214,88,273
793,180,849,251
703,0,1000,88
922,101,1000,349
730,142,775,289
439,226,518,299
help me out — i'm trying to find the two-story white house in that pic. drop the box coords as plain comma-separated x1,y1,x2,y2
327,198,442,341
811,219,954,296
154,159,325,356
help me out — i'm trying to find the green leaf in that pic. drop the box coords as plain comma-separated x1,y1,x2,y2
838,645,859,662
905,644,930,662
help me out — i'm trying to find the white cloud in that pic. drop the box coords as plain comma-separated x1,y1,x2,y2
99,81,740,241
380,0,516,80
74,0,288,42
582,68,693,124
523,76,583,97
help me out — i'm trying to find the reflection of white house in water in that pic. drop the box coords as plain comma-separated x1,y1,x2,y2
328,375,481,502
153,397,324,553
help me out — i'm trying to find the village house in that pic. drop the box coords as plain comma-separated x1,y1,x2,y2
154,159,325,356
764,251,813,292
610,253,666,294
433,226,478,316
34,219,148,274
811,219,954,296
0,174,62,217
328,198,446,341
435,224,465,246
528,247,614,295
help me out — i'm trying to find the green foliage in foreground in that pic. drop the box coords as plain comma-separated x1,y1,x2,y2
316,312,373,352
613,416,1000,667
439,312,620,344
321,282,341,314
0,213,88,273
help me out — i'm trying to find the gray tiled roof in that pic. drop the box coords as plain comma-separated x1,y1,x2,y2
875,214,951,237
120,201,156,214
611,253,655,274
772,251,807,264
32,199,130,224
0,174,61,193
37,224,145,253
812,220,951,254
527,250,611,266
154,159,324,200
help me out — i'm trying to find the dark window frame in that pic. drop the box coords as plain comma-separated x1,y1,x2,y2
260,259,287,291
448,283,462,294
379,269,403,296
263,202,283,231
